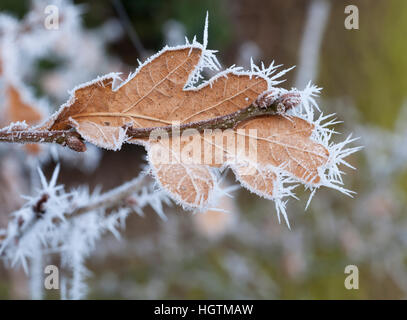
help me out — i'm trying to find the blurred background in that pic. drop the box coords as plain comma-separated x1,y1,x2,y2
0,0,407,299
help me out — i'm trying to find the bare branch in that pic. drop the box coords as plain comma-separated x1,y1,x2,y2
0,128,86,152
69,173,150,218
0,91,300,151
0,173,151,255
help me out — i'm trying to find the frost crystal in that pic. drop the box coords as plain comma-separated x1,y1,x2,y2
0,166,171,299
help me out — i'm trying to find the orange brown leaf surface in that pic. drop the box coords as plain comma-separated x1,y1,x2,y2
45,47,268,150
3,86,43,125
41,45,330,209
147,115,329,207
1,86,44,154
234,116,329,184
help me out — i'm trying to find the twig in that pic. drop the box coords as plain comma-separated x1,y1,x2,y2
0,91,300,151
69,173,149,218
0,129,86,152
0,173,151,254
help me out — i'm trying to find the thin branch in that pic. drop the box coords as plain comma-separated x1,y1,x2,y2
111,0,148,59
0,173,151,255
0,91,300,253
69,173,149,218
0,91,300,151
0,128,86,152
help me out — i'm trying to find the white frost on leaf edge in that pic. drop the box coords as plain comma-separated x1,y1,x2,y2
286,82,362,203
37,14,360,226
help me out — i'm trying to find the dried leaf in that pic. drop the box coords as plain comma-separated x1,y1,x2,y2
4,86,43,125
148,138,216,208
234,116,329,185
233,164,277,199
146,115,329,208
2,85,44,154
45,46,268,150
39,38,355,220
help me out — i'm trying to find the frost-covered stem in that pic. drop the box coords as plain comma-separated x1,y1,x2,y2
126,91,300,138
0,173,150,254
0,128,86,152
69,173,149,218
0,91,300,151
126,102,276,138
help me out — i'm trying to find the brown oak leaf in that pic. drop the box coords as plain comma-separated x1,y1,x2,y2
147,115,329,208
2,85,45,154
43,45,330,210
233,115,329,186
45,46,268,150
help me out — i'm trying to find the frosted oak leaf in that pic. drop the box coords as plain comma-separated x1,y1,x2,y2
146,115,329,216
42,44,287,210
41,26,359,224
43,45,268,150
